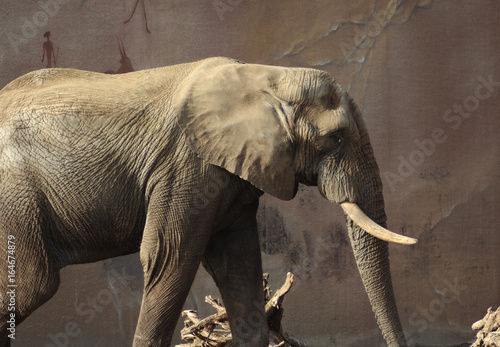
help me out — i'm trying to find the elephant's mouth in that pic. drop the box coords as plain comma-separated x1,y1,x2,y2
341,202,417,245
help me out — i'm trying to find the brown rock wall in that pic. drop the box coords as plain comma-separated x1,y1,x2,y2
1,1,498,345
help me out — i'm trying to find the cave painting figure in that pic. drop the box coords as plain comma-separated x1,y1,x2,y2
0,57,417,347
41,31,56,68
105,38,134,74
124,0,151,34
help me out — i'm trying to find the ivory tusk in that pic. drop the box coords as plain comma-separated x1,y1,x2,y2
341,202,418,245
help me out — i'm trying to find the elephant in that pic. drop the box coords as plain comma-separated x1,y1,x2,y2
0,57,417,346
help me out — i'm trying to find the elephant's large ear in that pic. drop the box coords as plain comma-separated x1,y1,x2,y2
173,59,297,200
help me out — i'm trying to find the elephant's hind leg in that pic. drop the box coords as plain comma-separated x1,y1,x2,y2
0,252,60,346
0,193,61,345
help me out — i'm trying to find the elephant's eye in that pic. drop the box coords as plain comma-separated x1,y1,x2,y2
330,132,344,146
328,131,346,156
317,130,346,158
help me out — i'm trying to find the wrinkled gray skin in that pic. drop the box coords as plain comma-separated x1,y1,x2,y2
0,57,407,346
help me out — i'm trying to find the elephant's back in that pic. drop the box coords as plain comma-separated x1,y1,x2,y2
0,68,148,113
0,57,233,124
1,68,100,91
0,58,224,165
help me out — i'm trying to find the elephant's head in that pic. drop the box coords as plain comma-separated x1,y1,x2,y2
174,58,416,346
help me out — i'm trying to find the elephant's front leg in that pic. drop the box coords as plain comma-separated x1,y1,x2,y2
133,196,212,347
203,201,269,347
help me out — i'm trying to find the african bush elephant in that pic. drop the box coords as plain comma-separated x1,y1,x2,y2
0,57,416,346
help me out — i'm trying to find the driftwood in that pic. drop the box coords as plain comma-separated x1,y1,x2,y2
471,306,500,347
176,272,308,347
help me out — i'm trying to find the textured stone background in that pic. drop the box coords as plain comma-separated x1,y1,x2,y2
1,0,499,346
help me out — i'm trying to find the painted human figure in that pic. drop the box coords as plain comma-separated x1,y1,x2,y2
42,31,56,68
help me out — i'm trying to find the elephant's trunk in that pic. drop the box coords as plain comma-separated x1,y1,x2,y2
346,209,407,346
318,121,410,345
343,145,408,346
321,189,408,345
345,137,407,345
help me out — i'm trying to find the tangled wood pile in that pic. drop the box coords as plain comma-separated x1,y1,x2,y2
471,306,500,347
176,272,307,347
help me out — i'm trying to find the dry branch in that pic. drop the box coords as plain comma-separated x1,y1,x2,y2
471,306,500,347
176,272,307,347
